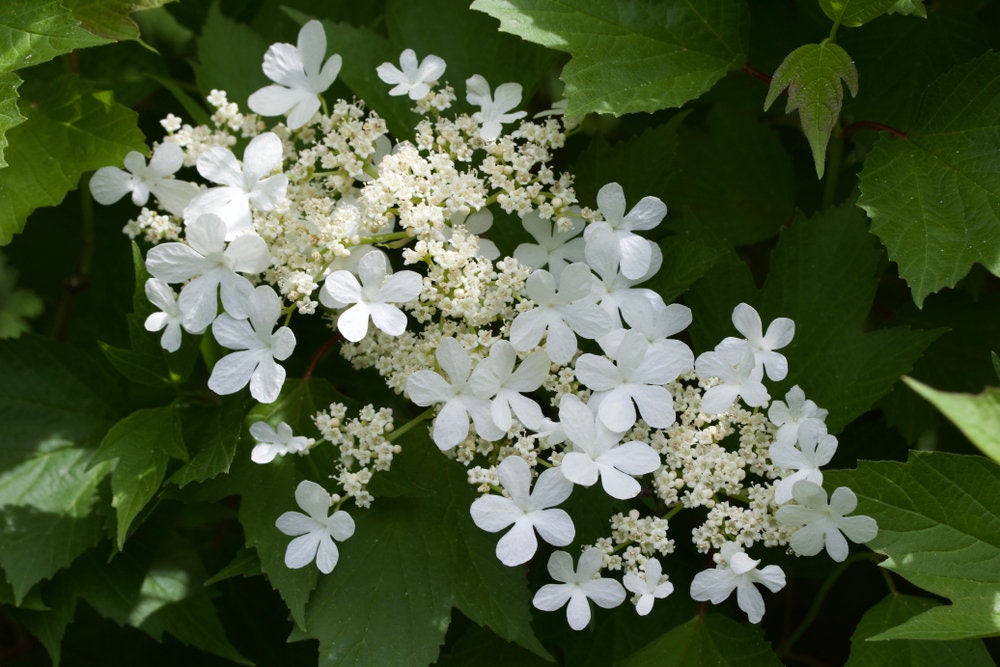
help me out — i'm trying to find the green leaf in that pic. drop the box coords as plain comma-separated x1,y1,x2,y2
470,0,749,116
203,548,261,586
0,245,42,337
93,406,187,548
857,52,1000,306
0,0,109,73
63,0,176,42
4,581,78,666
0,447,111,603
0,72,26,167
0,74,145,245
169,393,245,488
296,433,548,665
687,205,941,432
618,613,782,666
74,535,250,664
992,352,1000,383
888,0,927,17
192,2,268,109
845,594,994,666
903,377,1000,465
0,335,123,470
818,0,899,27
764,40,858,177
826,452,1000,640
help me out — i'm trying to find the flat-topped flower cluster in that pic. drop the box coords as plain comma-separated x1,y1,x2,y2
92,20,876,627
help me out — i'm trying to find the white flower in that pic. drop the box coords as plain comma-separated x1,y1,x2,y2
208,285,295,404
557,395,660,500
276,480,355,574
770,420,838,505
405,337,505,450
143,278,184,352
513,212,586,278
585,182,666,280
623,558,674,616
145,213,270,332
470,456,575,566
184,132,289,239
248,20,342,129
465,74,527,141
690,541,786,624
319,251,422,342
575,330,691,431
583,226,662,325
532,548,626,631
723,302,795,381
249,421,315,464
89,142,197,216
776,481,878,562
376,49,446,100
468,341,548,431
600,294,692,357
509,263,611,365
694,339,769,414
769,385,829,448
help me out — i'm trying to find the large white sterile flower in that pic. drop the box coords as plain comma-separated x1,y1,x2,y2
89,142,197,216
470,456,575,566
557,395,660,500
248,20,341,129
532,548,626,631
623,558,674,616
145,213,270,332
585,182,666,280
466,74,527,141
770,421,838,505
377,49,446,100
583,226,662,325
513,212,586,278
723,302,795,381
468,341,548,431
776,481,878,562
184,132,288,239
276,480,354,574
208,285,295,404
601,294,692,357
249,421,315,464
575,330,691,432
319,250,421,342
690,541,786,624
694,339,769,414
768,385,829,448
143,278,184,352
405,337,505,450
509,263,611,365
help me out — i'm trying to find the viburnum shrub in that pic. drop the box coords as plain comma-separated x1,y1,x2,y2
1,2,999,666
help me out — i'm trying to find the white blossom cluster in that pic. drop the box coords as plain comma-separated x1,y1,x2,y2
92,19,877,629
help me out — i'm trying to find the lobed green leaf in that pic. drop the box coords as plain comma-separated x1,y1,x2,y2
826,452,1000,640
903,377,1000,465
618,613,782,666
857,51,1000,306
845,594,993,666
471,0,749,116
764,40,858,177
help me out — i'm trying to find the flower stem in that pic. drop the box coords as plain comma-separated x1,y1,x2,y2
303,336,339,383
776,551,877,655
357,230,412,245
842,121,908,140
387,406,436,443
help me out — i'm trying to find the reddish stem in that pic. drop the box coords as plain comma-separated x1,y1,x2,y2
303,336,338,383
742,63,773,85
843,121,908,139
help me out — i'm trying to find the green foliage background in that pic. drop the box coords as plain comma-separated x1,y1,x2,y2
0,0,998,665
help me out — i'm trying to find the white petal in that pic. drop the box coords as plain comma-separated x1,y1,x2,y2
314,535,340,573
327,510,356,541
532,583,572,612
250,356,286,403
208,350,258,395
275,511,319,536
565,590,592,630
197,147,243,187
284,532,321,569
470,495,520,532
432,399,470,450
368,303,407,337
243,133,283,183
337,304,371,342
532,509,575,547
560,452,599,488
250,420,279,442
736,580,766,623
89,166,133,205
495,519,538,566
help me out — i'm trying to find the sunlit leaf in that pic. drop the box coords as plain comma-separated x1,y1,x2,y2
471,0,749,116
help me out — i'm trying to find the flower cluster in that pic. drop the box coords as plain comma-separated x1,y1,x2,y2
93,19,877,628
